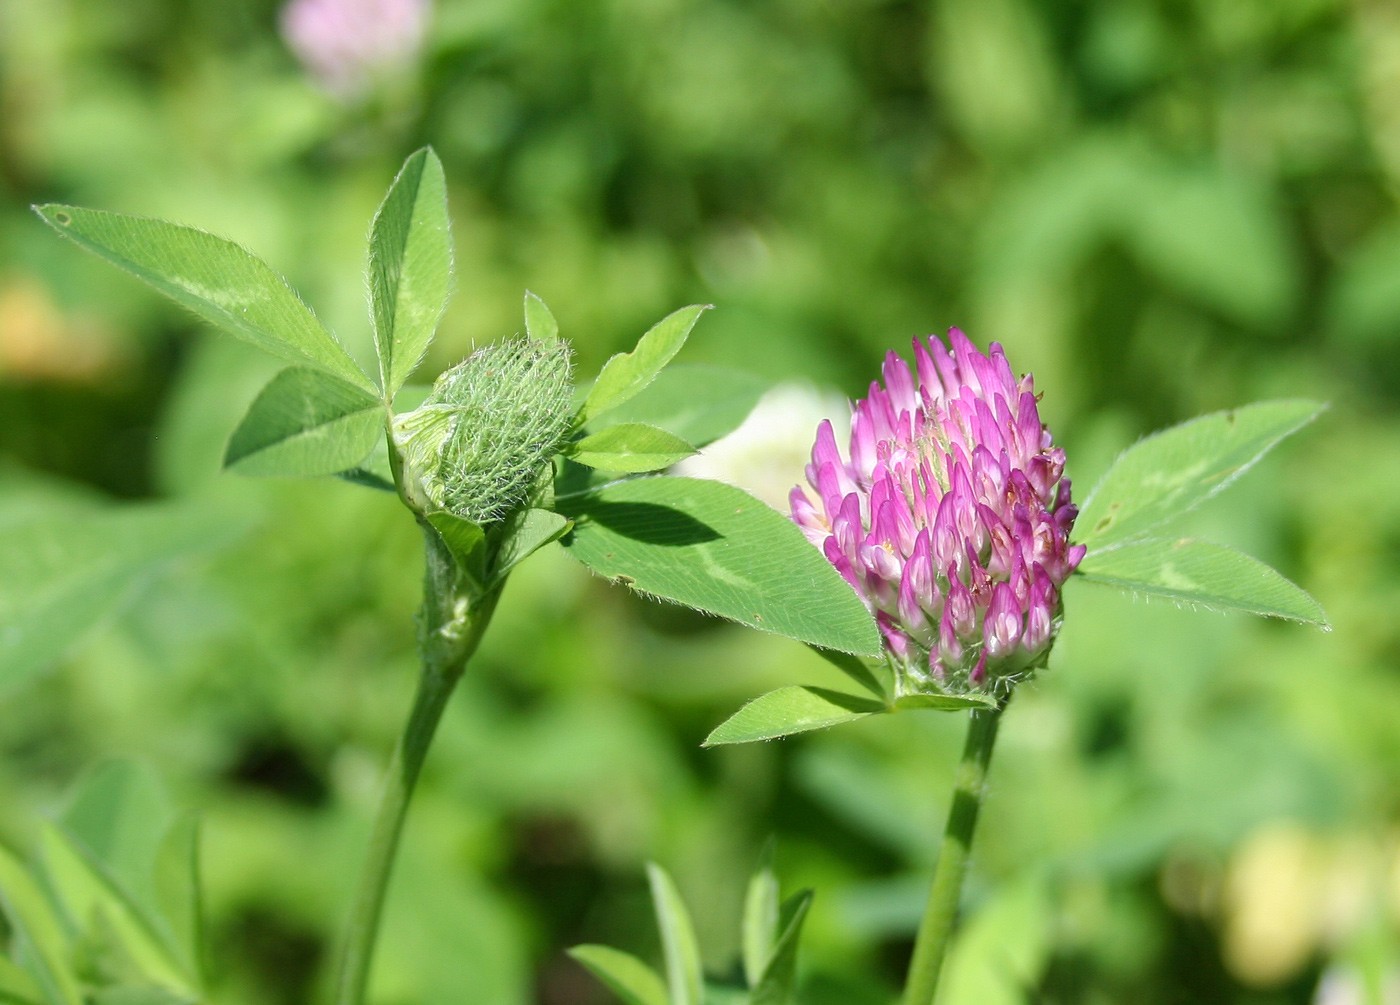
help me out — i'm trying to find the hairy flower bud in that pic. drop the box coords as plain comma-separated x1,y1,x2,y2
791,328,1084,697
395,339,573,523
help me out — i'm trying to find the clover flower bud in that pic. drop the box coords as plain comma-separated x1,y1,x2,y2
394,338,573,524
790,328,1084,697
280,0,428,99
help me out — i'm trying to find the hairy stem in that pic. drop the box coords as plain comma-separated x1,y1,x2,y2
334,527,501,1005
901,702,1005,1005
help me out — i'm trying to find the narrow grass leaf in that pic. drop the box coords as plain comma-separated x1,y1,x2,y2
34,205,372,392
568,423,697,472
0,845,81,1005
369,148,452,394
750,890,814,1005
704,687,887,746
558,477,880,655
742,854,780,987
224,367,383,477
647,863,704,1005
1078,400,1324,549
566,946,668,1005
1078,537,1328,625
578,305,711,425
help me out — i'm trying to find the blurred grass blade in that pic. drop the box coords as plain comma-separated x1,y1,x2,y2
1077,537,1328,625
646,863,704,1005
57,761,200,986
1078,400,1324,549
704,687,886,746
558,477,880,655
568,423,697,472
524,291,559,343
938,876,1052,1005
585,365,768,448
742,849,780,987
40,826,194,995
224,367,384,477
369,148,452,395
495,509,571,579
0,845,81,1005
34,204,373,393
750,890,814,1005
153,817,202,985
578,305,711,426
566,946,668,1005
806,645,885,698
0,956,41,1005
0,502,245,690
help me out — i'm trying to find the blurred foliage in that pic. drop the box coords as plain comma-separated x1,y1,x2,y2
0,0,1397,1003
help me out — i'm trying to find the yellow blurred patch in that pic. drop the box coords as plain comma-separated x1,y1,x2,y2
0,273,119,383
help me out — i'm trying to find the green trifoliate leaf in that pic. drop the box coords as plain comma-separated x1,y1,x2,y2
224,367,383,477
495,508,572,578
577,305,711,426
1077,537,1328,625
1078,400,1325,549
34,205,373,394
395,339,573,522
567,423,698,472
0,844,82,1005
335,384,434,492
750,890,814,1005
704,687,887,746
742,852,781,988
0,502,244,690
566,946,667,1005
558,477,880,655
585,364,768,448
646,864,704,1005
369,148,452,395
524,291,559,343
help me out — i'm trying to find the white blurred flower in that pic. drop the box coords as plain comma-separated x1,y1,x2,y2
281,0,429,99
1314,966,1400,1005
675,382,850,510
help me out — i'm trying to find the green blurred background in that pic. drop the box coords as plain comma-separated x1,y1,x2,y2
0,0,1396,1002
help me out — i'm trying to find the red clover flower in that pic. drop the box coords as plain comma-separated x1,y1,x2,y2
791,329,1085,696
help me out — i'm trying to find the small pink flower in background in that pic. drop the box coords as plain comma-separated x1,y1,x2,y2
791,328,1084,696
281,0,429,99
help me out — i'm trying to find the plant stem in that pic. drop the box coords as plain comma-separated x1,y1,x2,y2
334,527,501,1005
901,701,1006,1005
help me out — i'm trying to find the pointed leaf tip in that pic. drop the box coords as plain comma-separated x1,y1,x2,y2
35,204,374,393
370,147,452,395
577,304,713,425
1077,536,1328,626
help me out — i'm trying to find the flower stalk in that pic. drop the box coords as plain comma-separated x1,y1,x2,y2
334,525,502,1005
902,701,1005,1005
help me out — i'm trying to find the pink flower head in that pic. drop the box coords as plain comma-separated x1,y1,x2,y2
790,329,1084,695
281,0,428,99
